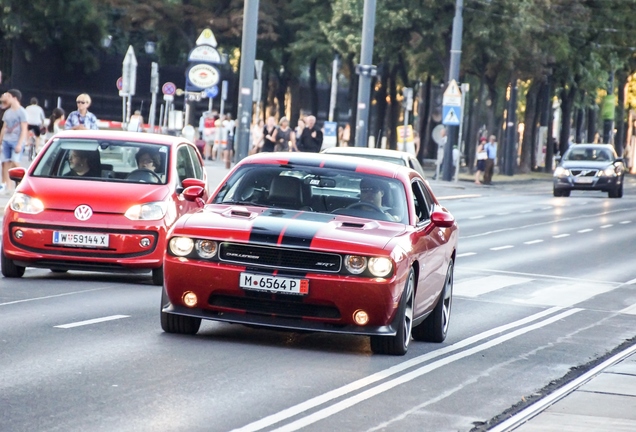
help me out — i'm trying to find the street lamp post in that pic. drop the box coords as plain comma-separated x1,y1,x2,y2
354,0,377,148
442,0,464,181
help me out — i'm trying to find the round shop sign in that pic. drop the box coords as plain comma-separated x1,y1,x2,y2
187,64,220,89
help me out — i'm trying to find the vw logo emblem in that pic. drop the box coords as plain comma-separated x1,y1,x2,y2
74,205,93,221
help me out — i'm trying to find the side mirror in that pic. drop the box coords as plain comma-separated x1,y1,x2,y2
9,167,26,184
431,210,455,228
183,186,205,206
554,155,562,163
182,178,206,189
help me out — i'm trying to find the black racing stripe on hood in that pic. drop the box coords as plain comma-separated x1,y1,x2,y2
249,210,332,247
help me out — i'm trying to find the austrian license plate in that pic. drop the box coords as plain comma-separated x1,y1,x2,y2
574,177,594,184
240,273,309,295
52,231,109,248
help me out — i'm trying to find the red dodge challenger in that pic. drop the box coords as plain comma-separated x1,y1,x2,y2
162,152,457,355
2,130,207,285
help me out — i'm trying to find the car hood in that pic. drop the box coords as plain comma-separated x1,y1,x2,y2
176,205,408,255
560,160,613,169
19,177,171,213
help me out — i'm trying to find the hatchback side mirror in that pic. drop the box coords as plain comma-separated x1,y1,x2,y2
9,167,26,184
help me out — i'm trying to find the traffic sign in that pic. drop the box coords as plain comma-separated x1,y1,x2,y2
442,106,461,126
196,28,218,47
442,79,462,107
185,91,202,102
116,77,123,91
162,82,176,96
121,45,138,96
204,86,218,98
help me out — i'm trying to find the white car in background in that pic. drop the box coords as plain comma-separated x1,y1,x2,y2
321,147,426,178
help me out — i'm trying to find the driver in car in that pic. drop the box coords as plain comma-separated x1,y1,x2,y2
359,178,400,221
136,149,160,172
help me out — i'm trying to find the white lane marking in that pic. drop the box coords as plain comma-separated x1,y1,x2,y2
231,307,567,432
577,228,593,233
600,224,613,229
539,206,552,210
524,239,544,245
515,282,616,307
55,315,129,329
619,304,636,315
461,207,632,239
0,288,108,307
619,220,632,224
489,343,636,432
469,215,485,220
268,309,583,432
454,275,533,298
552,234,570,238
496,212,510,216
625,278,636,285
457,252,477,258
519,210,532,214
461,267,617,285
491,245,514,251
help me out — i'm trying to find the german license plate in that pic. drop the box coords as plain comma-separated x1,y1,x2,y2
574,177,594,184
52,231,109,248
240,273,309,295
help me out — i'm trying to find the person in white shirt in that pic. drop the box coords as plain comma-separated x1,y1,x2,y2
25,97,46,152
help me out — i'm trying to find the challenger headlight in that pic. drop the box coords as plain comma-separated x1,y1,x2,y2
125,201,168,220
169,237,194,256
344,255,367,274
368,257,393,278
553,167,570,178
195,240,218,259
598,166,616,177
10,193,44,214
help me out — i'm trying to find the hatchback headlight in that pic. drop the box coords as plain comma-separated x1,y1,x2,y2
368,257,393,278
169,237,194,256
125,201,168,220
553,167,570,178
195,240,218,259
10,193,44,214
598,166,616,177
344,255,367,274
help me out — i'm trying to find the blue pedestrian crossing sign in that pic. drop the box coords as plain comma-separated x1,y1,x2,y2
442,106,461,126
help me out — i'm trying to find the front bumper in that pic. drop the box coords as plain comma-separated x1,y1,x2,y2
163,256,405,336
553,175,621,191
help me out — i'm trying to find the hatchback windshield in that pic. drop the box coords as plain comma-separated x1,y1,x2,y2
32,138,170,184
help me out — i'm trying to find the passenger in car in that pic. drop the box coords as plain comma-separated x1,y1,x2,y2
64,150,101,177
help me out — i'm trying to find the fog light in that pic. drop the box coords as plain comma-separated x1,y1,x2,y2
353,310,369,325
140,238,151,248
182,291,198,307
14,230,24,239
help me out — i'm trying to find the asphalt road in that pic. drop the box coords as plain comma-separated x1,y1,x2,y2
2,163,636,432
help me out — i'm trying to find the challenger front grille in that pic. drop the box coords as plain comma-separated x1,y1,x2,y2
219,243,341,273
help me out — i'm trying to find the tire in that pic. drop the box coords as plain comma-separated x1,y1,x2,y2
151,266,163,286
412,259,453,343
370,268,415,356
1,247,25,278
608,182,623,199
553,188,561,197
160,287,201,335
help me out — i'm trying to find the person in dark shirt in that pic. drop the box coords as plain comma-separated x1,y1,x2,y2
297,115,323,152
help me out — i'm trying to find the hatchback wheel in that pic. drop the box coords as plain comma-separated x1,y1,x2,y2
1,247,25,278
370,268,415,356
160,287,201,335
412,259,453,343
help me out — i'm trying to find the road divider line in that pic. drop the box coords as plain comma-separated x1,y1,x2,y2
552,234,570,238
231,307,567,432
0,288,108,307
577,229,593,233
457,252,476,258
600,224,613,228
491,245,514,251
55,315,129,329
270,309,583,432
524,239,543,245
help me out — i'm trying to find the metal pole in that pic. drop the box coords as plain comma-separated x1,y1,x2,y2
455,84,469,182
442,0,463,181
354,0,377,148
235,0,260,162
504,80,518,176
329,54,339,122
158,103,164,133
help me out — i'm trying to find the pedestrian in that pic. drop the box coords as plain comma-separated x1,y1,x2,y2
275,116,296,152
128,109,144,132
250,119,264,155
0,89,28,194
223,113,235,165
295,117,306,139
298,115,323,152
262,116,277,153
45,107,66,142
0,93,9,131
340,123,351,147
64,93,98,130
474,137,487,184
25,97,46,152
201,111,216,160
483,135,497,185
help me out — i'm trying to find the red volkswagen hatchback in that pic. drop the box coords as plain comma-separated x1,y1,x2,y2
161,152,458,355
1,130,208,285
